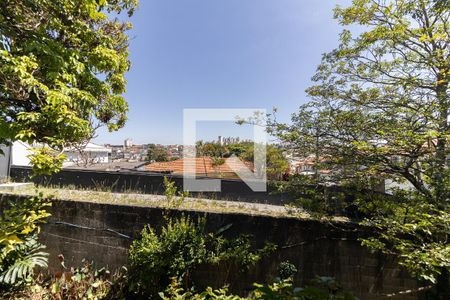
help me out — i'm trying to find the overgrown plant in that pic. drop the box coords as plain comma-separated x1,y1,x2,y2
128,216,276,299
268,0,450,297
252,277,357,300
358,190,450,288
159,277,357,300
163,177,188,209
275,174,348,218
0,193,51,289
44,259,112,300
2,258,120,300
277,261,298,280
159,278,242,300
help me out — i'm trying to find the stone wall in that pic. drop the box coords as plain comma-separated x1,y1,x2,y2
0,193,422,300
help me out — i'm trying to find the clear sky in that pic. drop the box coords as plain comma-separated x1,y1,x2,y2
94,0,350,145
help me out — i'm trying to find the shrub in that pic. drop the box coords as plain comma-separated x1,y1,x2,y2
253,277,357,300
277,261,298,280
128,216,276,298
128,216,208,297
0,193,51,290
160,278,358,300
1,259,118,300
159,278,243,300
163,177,188,209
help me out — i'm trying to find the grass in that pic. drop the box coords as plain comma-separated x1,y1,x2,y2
2,184,349,222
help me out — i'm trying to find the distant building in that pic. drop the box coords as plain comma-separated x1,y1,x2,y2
124,138,133,148
290,155,331,176
217,136,240,146
64,143,112,167
166,144,183,159
10,141,111,168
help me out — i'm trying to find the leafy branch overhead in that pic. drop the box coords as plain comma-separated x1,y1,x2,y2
271,0,450,292
0,0,138,174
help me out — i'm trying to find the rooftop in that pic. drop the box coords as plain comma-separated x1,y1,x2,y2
145,156,254,177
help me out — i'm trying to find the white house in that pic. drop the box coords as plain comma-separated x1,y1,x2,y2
63,143,112,167
10,141,111,167
11,141,33,166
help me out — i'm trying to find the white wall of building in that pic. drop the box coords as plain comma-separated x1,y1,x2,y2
11,141,32,166
11,141,111,167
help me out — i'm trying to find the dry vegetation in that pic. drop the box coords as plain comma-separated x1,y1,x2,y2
1,184,348,222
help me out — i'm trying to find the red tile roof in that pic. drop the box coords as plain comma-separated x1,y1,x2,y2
144,156,254,177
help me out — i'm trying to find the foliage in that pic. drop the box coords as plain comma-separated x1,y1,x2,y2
277,260,298,280
159,278,358,300
207,234,277,285
159,278,243,300
196,141,229,158
241,144,289,181
196,141,288,180
0,0,138,174
3,259,119,300
128,216,207,297
163,176,188,209
0,194,51,289
358,190,450,284
27,148,67,177
252,277,357,300
274,175,348,217
0,238,48,288
128,216,276,298
147,144,169,162
211,157,226,167
270,0,450,295
46,261,112,300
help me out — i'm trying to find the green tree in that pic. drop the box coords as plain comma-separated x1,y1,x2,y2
241,144,288,181
196,141,227,158
0,0,138,174
147,144,169,162
275,0,449,297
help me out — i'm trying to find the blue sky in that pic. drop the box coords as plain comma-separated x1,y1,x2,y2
95,0,349,145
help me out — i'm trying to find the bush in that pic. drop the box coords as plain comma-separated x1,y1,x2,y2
1,259,119,300
0,193,51,290
128,216,208,297
277,261,298,280
160,278,358,300
128,216,276,298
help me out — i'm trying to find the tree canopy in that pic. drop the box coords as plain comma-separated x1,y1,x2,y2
195,141,288,180
273,0,449,295
0,0,138,174
147,144,169,162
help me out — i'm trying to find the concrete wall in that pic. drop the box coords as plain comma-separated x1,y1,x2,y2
0,194,422,300
10,166,289,205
